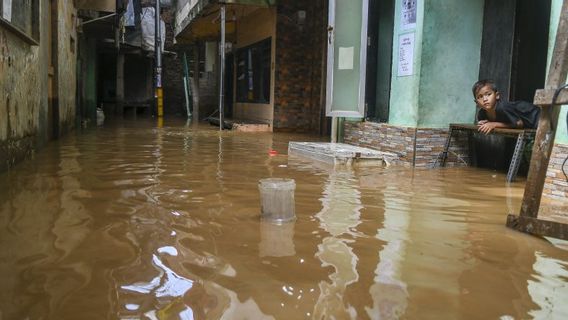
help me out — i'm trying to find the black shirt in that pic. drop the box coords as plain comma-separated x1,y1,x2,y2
477,100,540,129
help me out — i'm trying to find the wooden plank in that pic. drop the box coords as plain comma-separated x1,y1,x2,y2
449,123,536,136
533,88,568,105
506,214,568,240
520,0,568,218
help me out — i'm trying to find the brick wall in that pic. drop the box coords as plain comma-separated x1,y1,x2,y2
344,121,469,167
543,143,568,201
274,0,327,132
162,9,187,116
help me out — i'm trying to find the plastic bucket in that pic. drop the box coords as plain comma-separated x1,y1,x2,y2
258,178,296,223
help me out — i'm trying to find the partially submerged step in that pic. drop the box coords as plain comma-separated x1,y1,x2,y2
288,142,397,167
207,117,271,132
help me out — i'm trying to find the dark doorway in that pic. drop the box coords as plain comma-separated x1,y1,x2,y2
477,0,551,171
479,0,550,101
365,0,394,123
225,53,234,119
97,53,117,115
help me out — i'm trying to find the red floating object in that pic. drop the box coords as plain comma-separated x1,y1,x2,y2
269,150,278,156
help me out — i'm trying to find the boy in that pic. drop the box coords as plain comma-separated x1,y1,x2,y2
472,79,540,134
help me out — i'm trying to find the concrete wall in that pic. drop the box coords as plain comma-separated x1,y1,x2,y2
234,7,276,125
0,0,77,172
418,0,484,127
57,1,78,134
388,0,484,128
388,0,425,127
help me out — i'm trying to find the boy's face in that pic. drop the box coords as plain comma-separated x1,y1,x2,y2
475,85,500,111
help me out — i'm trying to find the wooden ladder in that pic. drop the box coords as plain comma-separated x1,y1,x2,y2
506,0,568,240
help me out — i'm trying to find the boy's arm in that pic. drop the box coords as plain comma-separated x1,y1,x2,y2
477,120,523,134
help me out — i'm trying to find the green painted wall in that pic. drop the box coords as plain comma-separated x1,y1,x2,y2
549,0,568,144
388,0,424,127
418,0,484,127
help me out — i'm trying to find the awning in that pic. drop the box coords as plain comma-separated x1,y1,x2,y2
175,0,276,43
76,0,116,12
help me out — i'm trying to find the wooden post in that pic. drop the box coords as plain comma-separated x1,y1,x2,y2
519,0,568,218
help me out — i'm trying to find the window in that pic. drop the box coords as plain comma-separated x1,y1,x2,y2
236,38,271,104
0,0,39,43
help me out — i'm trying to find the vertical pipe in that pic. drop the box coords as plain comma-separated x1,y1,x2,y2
331,117,338,143
219,5,226,131
156,0,164,117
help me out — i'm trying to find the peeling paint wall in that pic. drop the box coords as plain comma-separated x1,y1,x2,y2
0,26,42,171
0,0,77,172
56,0,78,135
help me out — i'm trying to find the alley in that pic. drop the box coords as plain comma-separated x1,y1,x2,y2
0,119,567,319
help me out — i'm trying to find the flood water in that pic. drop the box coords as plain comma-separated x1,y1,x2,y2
0,118,567,320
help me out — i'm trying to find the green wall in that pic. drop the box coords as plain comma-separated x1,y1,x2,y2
418,0,484,127
549,0,568,144
388,0,424,127
388,0,484,128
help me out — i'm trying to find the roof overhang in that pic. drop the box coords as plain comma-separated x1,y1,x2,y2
175,0,275,43
76,0,116,12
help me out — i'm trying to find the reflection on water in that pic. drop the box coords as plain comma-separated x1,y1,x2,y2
0,118,567,319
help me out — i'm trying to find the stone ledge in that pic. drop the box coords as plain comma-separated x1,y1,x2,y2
288,142,398,167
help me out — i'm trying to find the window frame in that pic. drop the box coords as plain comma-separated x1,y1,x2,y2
0,0,40,45
236,37,272,104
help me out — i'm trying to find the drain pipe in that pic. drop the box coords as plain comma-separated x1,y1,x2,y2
218,5,226,131
155,0,163,118
331,117,338,143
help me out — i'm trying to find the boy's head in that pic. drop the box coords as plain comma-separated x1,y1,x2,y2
472,79,500,111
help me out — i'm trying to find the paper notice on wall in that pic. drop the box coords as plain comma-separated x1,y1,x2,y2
401,0,417,30
338,47,354,70
2,0,12,22
398,33,415,77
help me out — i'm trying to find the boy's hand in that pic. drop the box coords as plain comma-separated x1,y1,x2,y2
477,122,498,134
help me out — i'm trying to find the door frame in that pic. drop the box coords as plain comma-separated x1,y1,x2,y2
325,0,369,118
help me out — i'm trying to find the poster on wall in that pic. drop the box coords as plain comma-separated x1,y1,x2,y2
338,47,354,70
398,32,415,77
2,0,12,21
401,0,417,30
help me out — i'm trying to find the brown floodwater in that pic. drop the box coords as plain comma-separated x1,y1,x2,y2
0,118,567,320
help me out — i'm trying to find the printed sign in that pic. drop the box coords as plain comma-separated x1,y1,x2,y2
398,33,415,77
401,0,417,30
2,0,12,21
338,47,354,70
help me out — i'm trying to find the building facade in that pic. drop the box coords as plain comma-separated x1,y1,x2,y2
1,0,78,172
330,0,567,202
175,0,329,133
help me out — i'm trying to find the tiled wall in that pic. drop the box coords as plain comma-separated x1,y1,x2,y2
543,143,568,201
274,0,326,132
344,121,469,167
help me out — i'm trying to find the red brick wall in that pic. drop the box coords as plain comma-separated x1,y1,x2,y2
274,0,327,132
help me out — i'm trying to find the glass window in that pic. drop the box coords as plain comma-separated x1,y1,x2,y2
236,38,271,104
1,0,39,42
